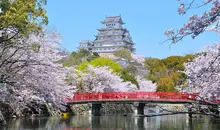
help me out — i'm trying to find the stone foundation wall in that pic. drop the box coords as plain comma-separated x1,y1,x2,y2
71,104,89,115
71,103,134,115
71,104,186,115
157,104,185,112
101,104,133,114
98,53,114,58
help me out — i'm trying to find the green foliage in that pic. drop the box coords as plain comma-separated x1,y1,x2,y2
113,48,132,61
31,43,40,52
124,64,137,75
76,57,123,73
76,49,90,57
145,58,166,73
87,54,99,62
120,69,139,88
157,77,176,92
75,61,89,72
0,0,10,11
93,52,99,57
146,73,157,83
90,57,123,74
144,54,194,92
62,49,99,67
162,55,195,71
62,53,81,67
0,0,48,34
162,56,184,70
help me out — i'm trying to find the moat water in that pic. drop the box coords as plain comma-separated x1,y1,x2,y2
1,114,220,130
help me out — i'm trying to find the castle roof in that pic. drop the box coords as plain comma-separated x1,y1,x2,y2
101,16,125,24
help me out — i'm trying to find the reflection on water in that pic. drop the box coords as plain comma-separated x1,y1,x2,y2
1,114,220,130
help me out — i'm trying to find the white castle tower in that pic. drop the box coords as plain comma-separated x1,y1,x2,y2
78,16,135,53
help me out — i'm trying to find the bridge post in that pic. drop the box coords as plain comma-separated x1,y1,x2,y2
133,102,145,116
184,104,193,118
88,103,102,116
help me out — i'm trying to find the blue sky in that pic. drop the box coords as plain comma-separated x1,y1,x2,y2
46,0,219,59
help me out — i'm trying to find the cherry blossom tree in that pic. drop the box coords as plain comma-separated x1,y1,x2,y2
184,43,220,99
72,65,157,93
164,0,219,44
136,76,157,92
131,54,146,66
0,30,74,114
163,0,220,100
72,66,138,92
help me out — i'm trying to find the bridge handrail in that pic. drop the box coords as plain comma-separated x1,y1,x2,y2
70,92,199,102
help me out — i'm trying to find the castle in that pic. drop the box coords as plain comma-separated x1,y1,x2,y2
78,16,135,54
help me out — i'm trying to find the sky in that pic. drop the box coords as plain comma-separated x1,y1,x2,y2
46,0,219,59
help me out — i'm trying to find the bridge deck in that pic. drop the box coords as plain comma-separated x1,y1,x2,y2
67,99,196,105
66,92,220,105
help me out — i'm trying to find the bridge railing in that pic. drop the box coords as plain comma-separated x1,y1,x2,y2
69,92,199,102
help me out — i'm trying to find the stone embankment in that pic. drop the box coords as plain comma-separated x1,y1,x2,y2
0,101,63,125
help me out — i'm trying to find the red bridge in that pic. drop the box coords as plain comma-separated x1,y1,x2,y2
66,92,220,116
66,92,199,104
